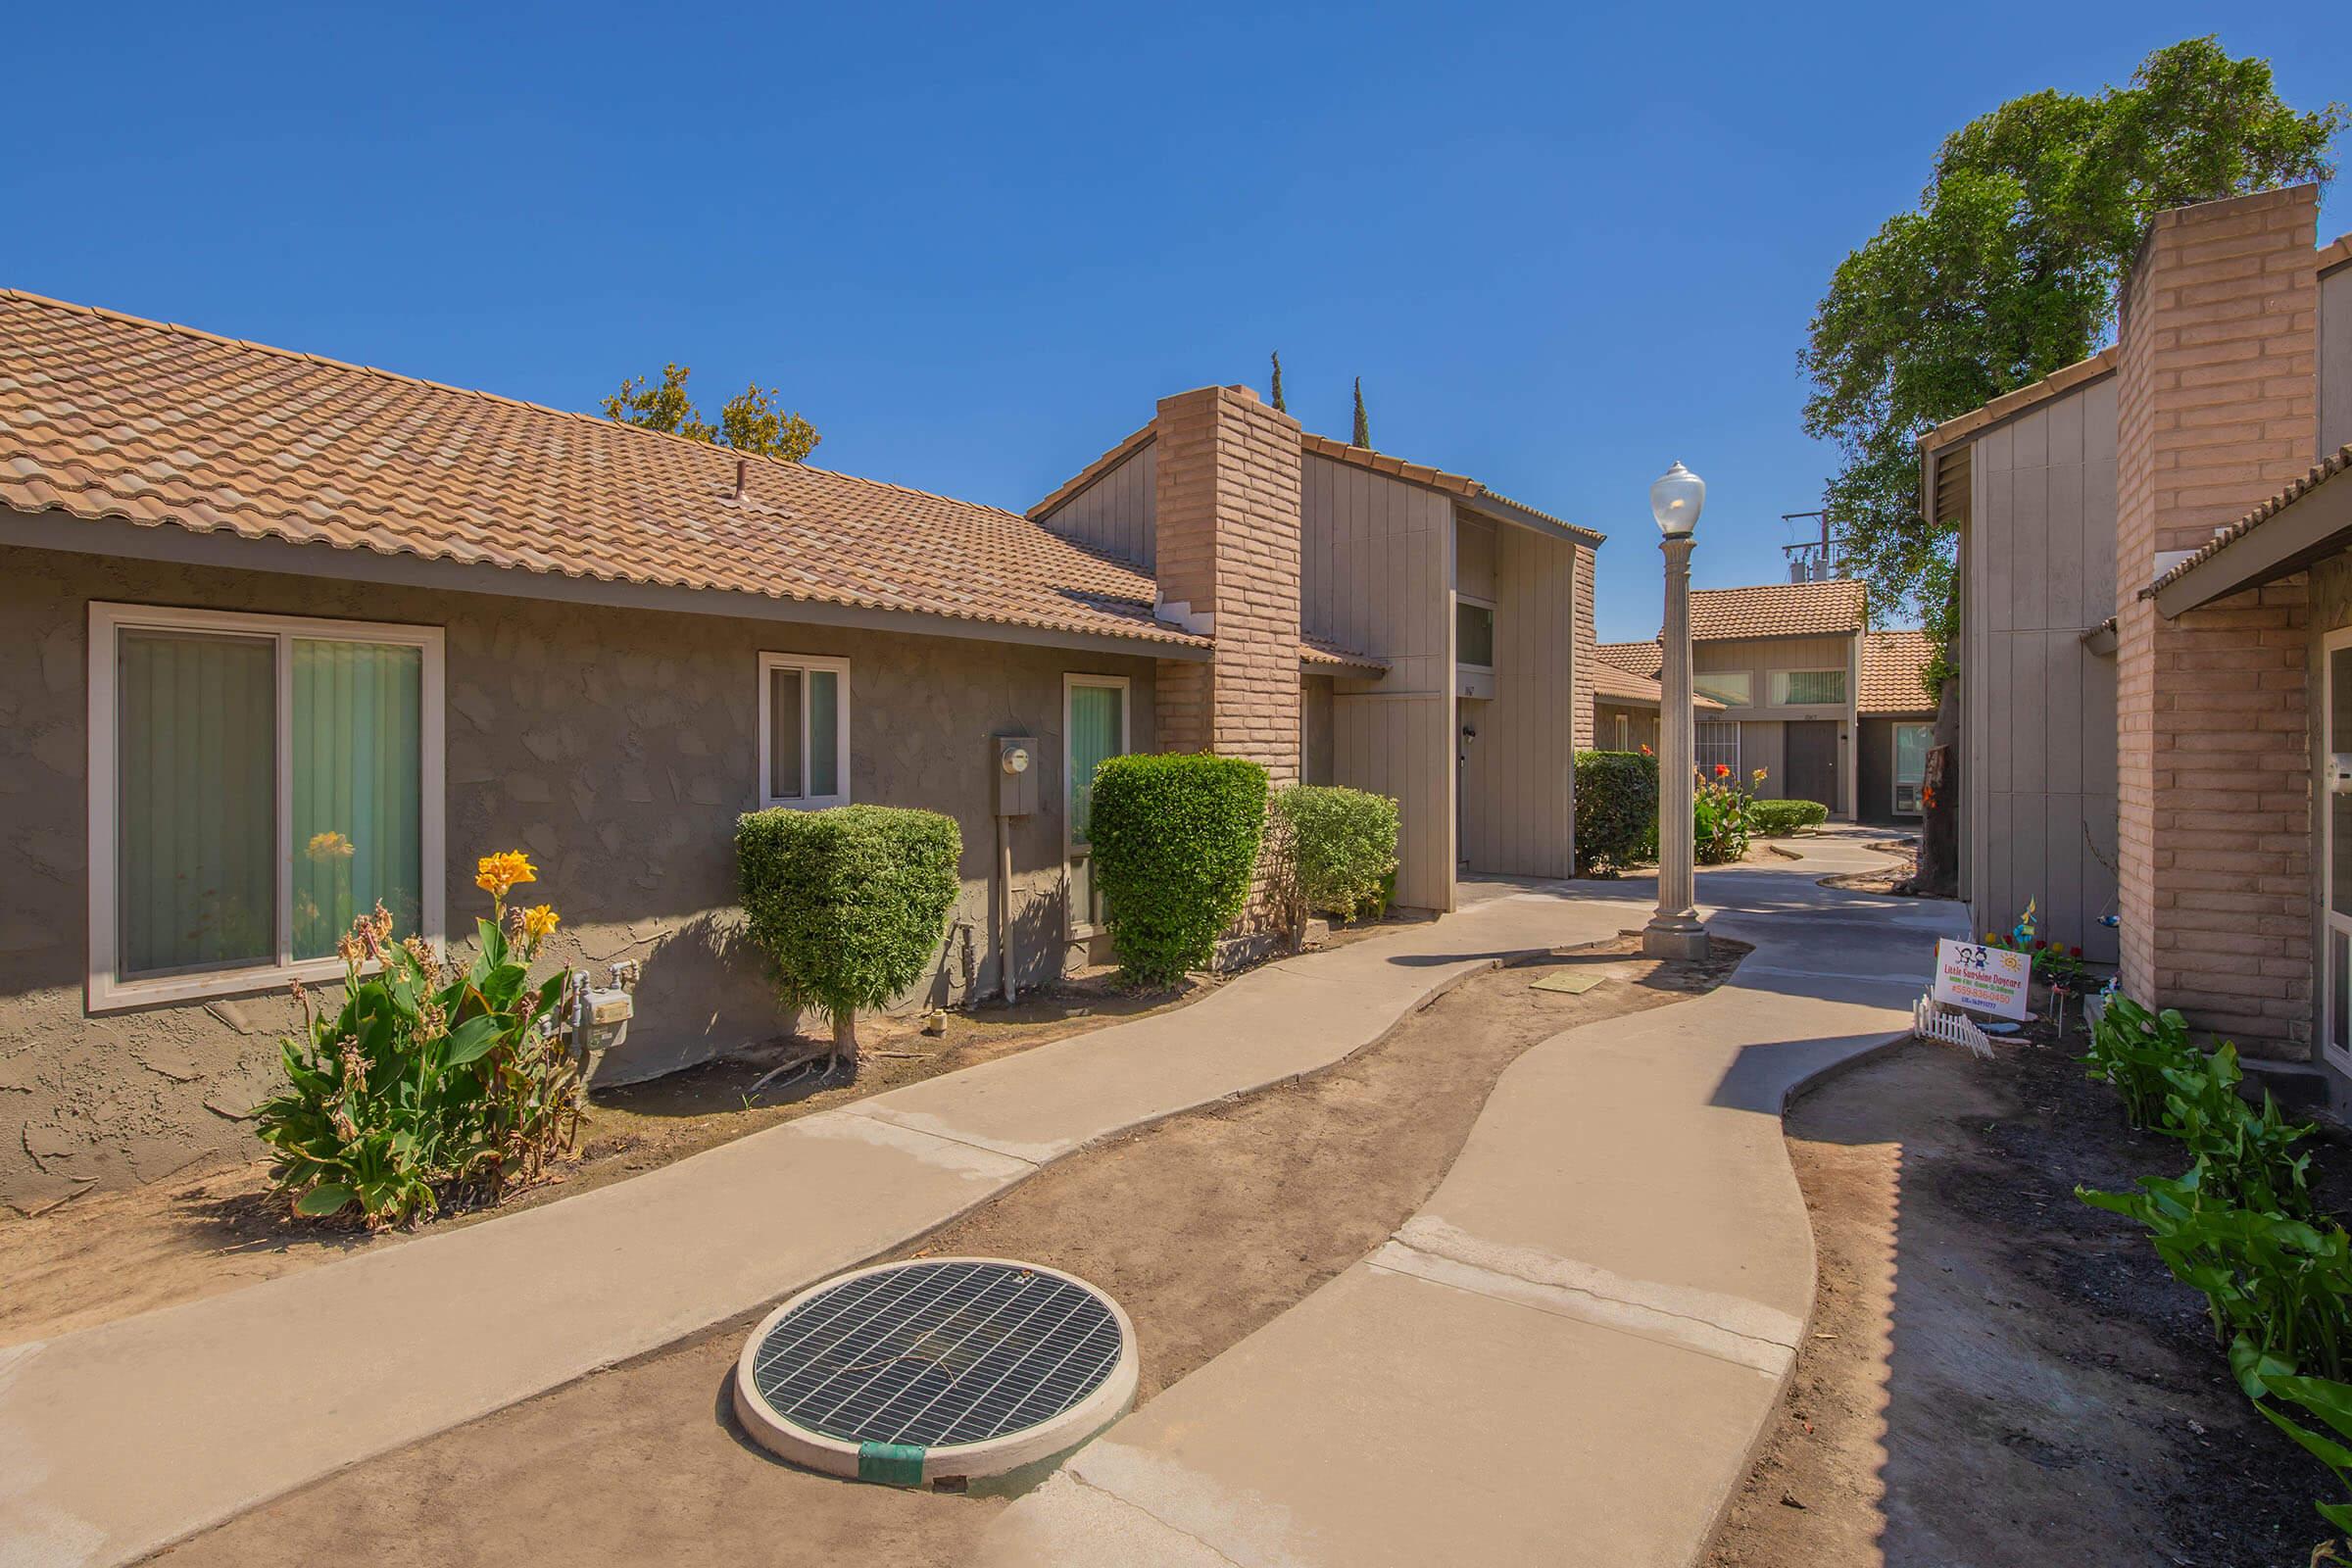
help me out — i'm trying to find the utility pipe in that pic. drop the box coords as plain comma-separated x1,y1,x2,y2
997,812,1016,1004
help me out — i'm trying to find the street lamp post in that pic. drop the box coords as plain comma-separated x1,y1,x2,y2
1643,462,1709,962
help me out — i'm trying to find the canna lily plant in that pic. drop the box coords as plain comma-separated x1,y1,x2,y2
254,851,582,1229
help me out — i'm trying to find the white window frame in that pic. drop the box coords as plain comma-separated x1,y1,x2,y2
1454,594,1496,672
1694,720,1741,778
1770,667,1848,707
756,653,852,810
1063,673,1132,939
1891,721,1935,817
87,602,446,1011
1693,670,1752,708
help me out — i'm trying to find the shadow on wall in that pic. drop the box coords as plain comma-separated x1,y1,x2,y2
588,910,778,1087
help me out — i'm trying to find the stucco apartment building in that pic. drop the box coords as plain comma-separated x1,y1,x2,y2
0,293,1598,1211
1593,584,1937,826
1922,184,2352,1089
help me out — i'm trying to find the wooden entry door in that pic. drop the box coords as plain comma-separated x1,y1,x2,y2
1785,720,1839,813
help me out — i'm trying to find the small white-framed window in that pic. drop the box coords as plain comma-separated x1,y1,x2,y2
1455,597,1495,670
1064,674,1132,938
1694,721,1741,778
1694,670,1752,707
1771,668,1847,706
758,654,851,809
87,603,446,1010
1612,711,1631,751
1892,722,1934,816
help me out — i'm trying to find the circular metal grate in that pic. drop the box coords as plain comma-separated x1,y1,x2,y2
733,1258,1137,1486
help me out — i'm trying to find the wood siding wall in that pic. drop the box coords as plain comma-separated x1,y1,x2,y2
1039,440,1157,570
1459,522,1579,878
1303,453,1456,909
1693,633,1859,815
1962,375,2121,964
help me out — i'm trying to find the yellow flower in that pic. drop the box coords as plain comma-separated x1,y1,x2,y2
306,829,357,861
474,851,538,903
522,905,561,942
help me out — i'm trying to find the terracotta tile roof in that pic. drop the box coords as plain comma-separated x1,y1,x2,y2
1687,579,1866,641
1031,420,1602,546
2142,441,2352,599
1594,641,1661,678
1589,657,1724,710
2322,230,2352,275
1859,629,1936,714
1919,347,2121,455
1301,633,1387,672
0,290,1209,652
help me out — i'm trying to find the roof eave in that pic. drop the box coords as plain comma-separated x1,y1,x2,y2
2151,450,2352,617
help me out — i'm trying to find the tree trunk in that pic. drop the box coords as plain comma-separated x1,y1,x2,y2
1915,676,1961,899
831,1007,860,1081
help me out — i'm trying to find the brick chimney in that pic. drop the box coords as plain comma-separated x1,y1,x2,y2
1150,383,1303,784
2113,184,2320,1053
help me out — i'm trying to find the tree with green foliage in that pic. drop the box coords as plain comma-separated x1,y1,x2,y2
1802,37,2340,662
603,362,821,463
1270,351,1287,413
1351,376,1370,448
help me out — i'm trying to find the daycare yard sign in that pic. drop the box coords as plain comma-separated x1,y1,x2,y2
1931,939,2031,1021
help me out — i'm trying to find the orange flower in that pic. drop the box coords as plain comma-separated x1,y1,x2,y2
474,851,538,905
522,904,560,942
1714,763,1731,778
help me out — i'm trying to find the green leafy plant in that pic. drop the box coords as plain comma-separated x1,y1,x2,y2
1694,765,1755,865
253,852,578,1230
2081,993,2199,1129
1748,799,1829,837
1089,754,1269,987
2157,1043,2318,1217
736,805,962,1076
1271,784,1399,921
603,362,820,462
2082,1171,2352,1393
1573,750,1658,877
2258,1373,2352,1543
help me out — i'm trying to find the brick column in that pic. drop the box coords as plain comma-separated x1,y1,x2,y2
2114,185,2320,1054
1571,541,1596,753
1150,384,1303,782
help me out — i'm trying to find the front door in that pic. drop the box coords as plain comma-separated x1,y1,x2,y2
1785,720,1839,814
2325,632,2352,1071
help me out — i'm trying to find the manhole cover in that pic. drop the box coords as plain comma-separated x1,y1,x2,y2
732,1257,1138,1488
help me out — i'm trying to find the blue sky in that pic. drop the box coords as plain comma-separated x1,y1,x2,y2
3,4,2341,642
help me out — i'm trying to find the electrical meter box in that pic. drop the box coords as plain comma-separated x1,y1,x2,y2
994,735,1039,816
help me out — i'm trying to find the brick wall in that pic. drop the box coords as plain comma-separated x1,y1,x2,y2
2114,185,2320,1054
1572,541,1596,753
1151,384,1303,783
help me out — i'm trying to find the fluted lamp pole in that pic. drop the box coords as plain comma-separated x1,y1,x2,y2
1643,462,1709,961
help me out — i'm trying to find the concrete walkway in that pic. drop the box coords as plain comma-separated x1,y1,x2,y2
0,886,1639,1568
983,833,1967,1567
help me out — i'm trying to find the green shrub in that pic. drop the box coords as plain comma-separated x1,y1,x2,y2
2081,994,2200,1130
1749,799,1829,837
254,852,579,1229
2157,1043,2317,1217
1271,784,1399,920
2256,1374,2352,1540
1573,751,1657,876
737,805,961,1072
1089,754,1269,987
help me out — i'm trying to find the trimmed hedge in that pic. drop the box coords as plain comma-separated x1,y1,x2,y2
1272,784,1400,920
1090,754,1269,986
736,805,961,1067
1750,799,1829,838
1574,750,1658,877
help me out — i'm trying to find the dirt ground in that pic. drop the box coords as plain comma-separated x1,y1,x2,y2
1816,836,1919,895
1708,1025,2348,1568
0,968,1226,1346
148,931,1745,1568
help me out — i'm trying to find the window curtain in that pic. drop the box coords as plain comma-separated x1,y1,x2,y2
118,631,276,976
292,640,423,958
1067,686,1123,845
808,668,840,798
769,669,804,799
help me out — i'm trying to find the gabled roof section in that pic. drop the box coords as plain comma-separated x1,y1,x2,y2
1859,629,1936,714
1028,415,1602,546
1590,657,1724,710
1688,579,1866,641
1919,347,2121,455
1595,641,1662,678
0,290,1204,651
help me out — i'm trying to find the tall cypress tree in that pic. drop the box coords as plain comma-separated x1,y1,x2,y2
1351,377,1370,448
1270,352,1286,413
